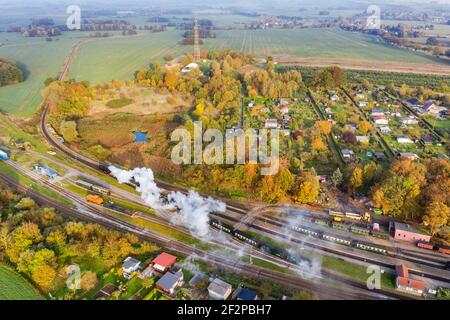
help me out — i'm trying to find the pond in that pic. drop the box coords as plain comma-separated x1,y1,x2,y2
132,131,149,143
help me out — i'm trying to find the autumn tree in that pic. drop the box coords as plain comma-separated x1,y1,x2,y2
317,121,332,135
423,202,449,235
348,166,363,195
358,121,372,135
80,271,98,292
293,172,320,204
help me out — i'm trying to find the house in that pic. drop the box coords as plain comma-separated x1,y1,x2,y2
280,106,289,114
356,136,370,144
247,101,254,108
324,107,333,114
94,284,117,299
181,62,199,73
379,126,391,134
397,137,413,144
420,100,445,115
373,116,389,125
356,93,365,100
156,270,183,295
264,119,279,129
389,222,431,243
329,93,339,102
189,272,207,288
122,257,141,278
152,252,177,273
341,149,354,159
236,288,258,300
359,100,368,107
400,116,418,125
405,98,421,108
420,134,434,146
395,264,426,296
370,110,386,117
208,278,233,300
139,264,155,279
278,98,289,106
374,151,385,159
33,163,58,180
399,152,419,161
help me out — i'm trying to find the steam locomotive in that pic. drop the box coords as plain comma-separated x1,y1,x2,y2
209,218,312,267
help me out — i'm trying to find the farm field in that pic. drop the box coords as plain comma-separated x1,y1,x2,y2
0,264,41,300
0,32,83,116
70,28,448,84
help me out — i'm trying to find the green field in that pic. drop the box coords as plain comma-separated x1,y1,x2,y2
1,27,447,115
0,264,41,300
70,28,445,84
0,32,82,116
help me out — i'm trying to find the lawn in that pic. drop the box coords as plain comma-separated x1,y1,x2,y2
0,264,41,300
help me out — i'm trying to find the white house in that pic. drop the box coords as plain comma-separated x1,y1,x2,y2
356,136,370,144
399,152,419,160
356,93,365,100
359,101,368,107
265,119,279,129
156,271,183,295
208,278,233,300
400,116,418,125
380,126,391,134
370,110,386,117
373,116,389,125
122,257,141,278
329,93,339,102
181,62,199,73
280,106,289,114
420,100,446,115
397,137,413,144
341,149,355,159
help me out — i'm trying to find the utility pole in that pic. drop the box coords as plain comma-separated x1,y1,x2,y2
194,18,200,61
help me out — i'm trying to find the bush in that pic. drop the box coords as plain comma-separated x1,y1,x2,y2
106,98,134,108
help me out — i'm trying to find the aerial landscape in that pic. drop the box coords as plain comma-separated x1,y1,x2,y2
0,0,449,306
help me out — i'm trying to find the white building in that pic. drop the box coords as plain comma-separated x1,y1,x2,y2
181,62,199,74
380,126,391,134
208,278,233,300
373,117,389,125
122,257,141,279
265,119,279,129
397,137,413,144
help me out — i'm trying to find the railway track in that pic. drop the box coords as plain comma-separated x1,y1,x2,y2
0,169,405,300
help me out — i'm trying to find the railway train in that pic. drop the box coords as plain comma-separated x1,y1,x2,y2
210,218,312,267
417,241,450,255
291,224,389,255
75,179,111,195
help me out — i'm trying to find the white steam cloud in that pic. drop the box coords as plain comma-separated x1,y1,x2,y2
109,166,226,239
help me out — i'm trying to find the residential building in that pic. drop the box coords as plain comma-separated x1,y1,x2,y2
122,257,141,278
400,116,418,125
139,264,155,279
156,271,184,295
397,137,413,144
395,264,426,296
420,134,434,146
379,126,391,134
236,288,258,300
356,136,370,144
420,100,446,115
399,152,419,161
373,116,389,125
264,118,279,129
208,278,233,300
329,93,339,102
152,252,177,273
370,110,386,117
341,149,354,159
359,101,368,107
181,62,199,73
390,222,431,243
189,272,207,288
405,98,421,107
280,106,289,114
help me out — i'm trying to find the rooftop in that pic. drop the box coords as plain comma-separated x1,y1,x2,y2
208,278,232,296
156,271,183,290
122,257,140,269
152,252,177,268
393,222,427,235
395,264,409,278
237,288,258,300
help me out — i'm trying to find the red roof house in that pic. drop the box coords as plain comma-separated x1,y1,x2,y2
152,252,177,273
395,264,425,296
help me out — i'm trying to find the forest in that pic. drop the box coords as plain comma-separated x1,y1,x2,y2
0,59,24,87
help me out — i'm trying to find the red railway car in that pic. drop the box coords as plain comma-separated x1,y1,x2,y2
417,241,434,250
437,245,450,255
